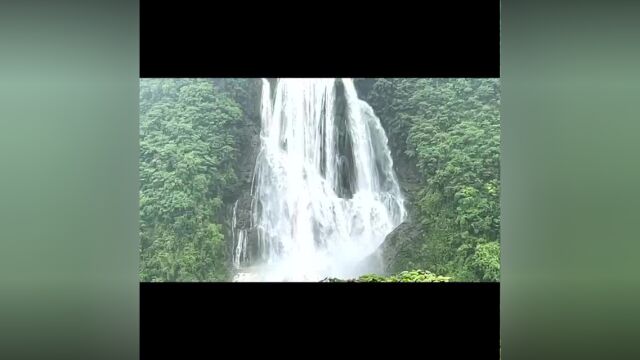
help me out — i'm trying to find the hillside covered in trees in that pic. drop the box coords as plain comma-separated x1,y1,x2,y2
139,78,500,282
139,79,258,281
358,78,500,281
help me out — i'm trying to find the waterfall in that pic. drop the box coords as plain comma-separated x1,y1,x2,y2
232,78,405,281
231,200,248,269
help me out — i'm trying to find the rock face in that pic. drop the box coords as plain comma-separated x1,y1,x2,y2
358,210,425,275
221,79,263,267
377,218,424,274
379,153,425,274
394,155,422,219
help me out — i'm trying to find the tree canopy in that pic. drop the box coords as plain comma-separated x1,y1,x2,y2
139,79,247,281
363,78,500,281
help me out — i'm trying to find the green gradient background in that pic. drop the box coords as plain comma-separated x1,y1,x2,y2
502,2,640,359
0,1,139,359
2,1,640,359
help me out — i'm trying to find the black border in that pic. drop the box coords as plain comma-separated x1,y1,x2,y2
140,1,500,78
141,282,499,358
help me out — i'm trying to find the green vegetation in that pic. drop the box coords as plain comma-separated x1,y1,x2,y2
322,270,451,283
362,78,500,281
139,79,250,281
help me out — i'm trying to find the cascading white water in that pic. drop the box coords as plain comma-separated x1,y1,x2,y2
231,200,248,269
232,78,405,281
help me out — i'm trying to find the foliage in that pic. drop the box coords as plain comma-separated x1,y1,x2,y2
359,270,451,282
364,78,501,281
139,79,244,281
321,270,451,283
469,241,500,281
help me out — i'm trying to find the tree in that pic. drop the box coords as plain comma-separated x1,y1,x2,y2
364,78,501,281
139,79,243,281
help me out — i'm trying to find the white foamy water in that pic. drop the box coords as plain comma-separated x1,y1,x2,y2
232,78,404,281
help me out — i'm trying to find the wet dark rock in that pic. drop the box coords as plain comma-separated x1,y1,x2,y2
222,79,263,258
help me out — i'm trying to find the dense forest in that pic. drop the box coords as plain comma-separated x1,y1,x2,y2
139,79,255,281
359,79,500,281
139,78,500,282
